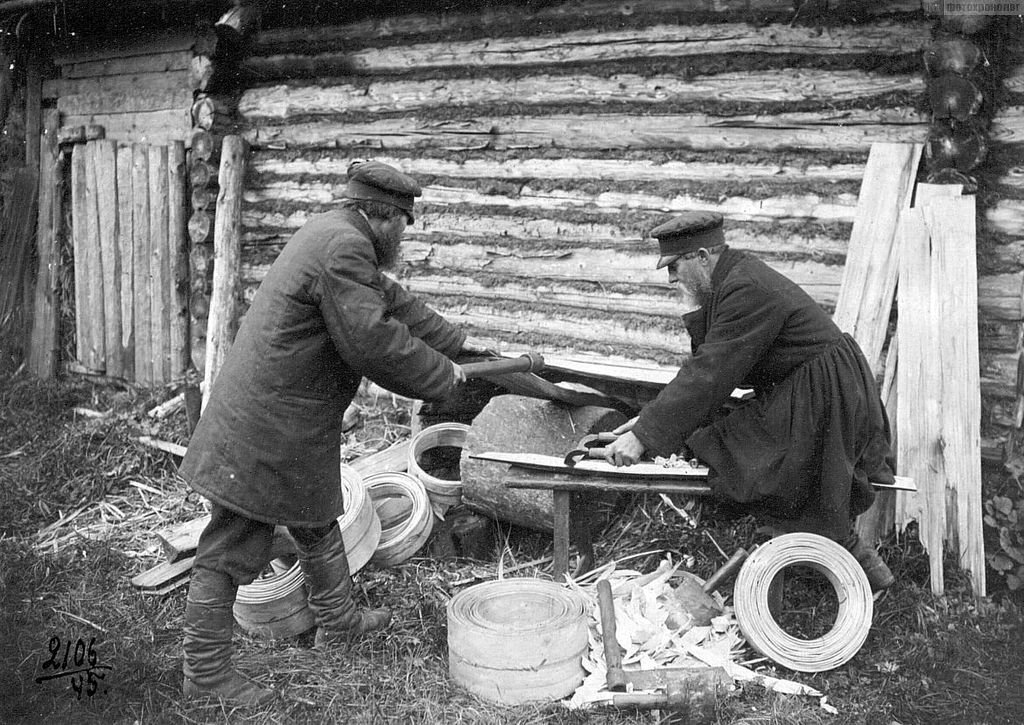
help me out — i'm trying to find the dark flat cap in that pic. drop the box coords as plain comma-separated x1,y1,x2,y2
650,211,725,268
344,160,423,222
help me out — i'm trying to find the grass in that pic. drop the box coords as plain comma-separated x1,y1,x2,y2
1,372,1023,725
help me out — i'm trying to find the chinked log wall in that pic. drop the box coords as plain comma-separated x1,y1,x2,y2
238,2,1021,452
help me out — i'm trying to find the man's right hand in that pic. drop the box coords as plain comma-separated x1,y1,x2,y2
612,416,638,435
603,430,645,467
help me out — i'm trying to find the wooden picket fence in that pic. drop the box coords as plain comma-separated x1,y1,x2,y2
69,138,188,385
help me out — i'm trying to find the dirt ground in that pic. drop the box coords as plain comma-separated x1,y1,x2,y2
2,372,1024,725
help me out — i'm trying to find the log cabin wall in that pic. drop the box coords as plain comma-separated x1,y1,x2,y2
234,1,1024,455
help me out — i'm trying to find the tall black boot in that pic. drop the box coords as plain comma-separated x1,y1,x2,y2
296,526,391,648
844,532,895,592
182,566,275,705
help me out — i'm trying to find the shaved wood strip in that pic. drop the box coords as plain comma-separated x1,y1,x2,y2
243,109,930,152
832,142,923,374
116,144,135,380
239,70,923,119
244,21,930,78
27,109,62,378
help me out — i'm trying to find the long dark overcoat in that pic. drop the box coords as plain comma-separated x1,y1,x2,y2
631,248,894,539
179,209,465,527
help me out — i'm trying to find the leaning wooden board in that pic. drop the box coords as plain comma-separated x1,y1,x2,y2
470,452,916,491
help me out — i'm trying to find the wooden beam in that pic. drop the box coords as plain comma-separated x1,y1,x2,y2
28,110,63,378
203,136,247,409
24,50,42,171
63,50,193,79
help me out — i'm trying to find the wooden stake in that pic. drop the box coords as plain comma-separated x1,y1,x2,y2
116,143,135,381
148,145,170,383
203,135,247,409
131,144,152,385
28,109,63,378
94,140,123,378
168,141,189,378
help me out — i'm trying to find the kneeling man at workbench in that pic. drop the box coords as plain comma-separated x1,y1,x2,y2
603,211,896,593
177,160,485,706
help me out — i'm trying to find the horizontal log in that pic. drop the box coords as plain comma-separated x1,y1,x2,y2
250,153,868,184
244,180,858,222
61,109,192,147
58,84,193,116
242,109,930,153
43,69,194,102
64,50,193,79
243,21,930,78
53,31,202,66
253,1,923,51
238,69,923,119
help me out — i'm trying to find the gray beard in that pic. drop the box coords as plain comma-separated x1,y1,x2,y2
374,229,402,270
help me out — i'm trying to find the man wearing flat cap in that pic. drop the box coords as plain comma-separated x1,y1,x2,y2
178,160,485,705
603,211,896,592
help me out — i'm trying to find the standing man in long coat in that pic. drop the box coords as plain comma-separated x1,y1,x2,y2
603,211,896,591
178,160,481,705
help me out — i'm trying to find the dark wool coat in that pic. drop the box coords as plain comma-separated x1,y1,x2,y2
632,248,894,539
179,209,466,527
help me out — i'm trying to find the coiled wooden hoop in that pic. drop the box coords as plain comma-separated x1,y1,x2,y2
338,463,381,574
733,532,873,672
365,471,434,567
408,422,469,510
447,578,589,704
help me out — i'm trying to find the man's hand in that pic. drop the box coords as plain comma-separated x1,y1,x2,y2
461,340,493,357
612,416,638,435
452,361,467,385
603,430,645,467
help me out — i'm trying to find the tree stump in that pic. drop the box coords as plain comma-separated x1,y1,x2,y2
459,394,627,531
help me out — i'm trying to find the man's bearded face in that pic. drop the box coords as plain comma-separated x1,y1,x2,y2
669,256,713,312
375,215,407,270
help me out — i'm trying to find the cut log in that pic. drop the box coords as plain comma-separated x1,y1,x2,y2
459,395,627,531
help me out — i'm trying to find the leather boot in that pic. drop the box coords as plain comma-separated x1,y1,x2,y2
844,533,895,592
297,526,391,648
182,567,276,706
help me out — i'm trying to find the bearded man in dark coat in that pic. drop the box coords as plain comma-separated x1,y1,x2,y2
178,160,481,705
603,211,896,592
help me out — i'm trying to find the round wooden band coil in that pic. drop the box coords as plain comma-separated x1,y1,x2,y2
733,532,873,673
408,422,470,509
447,578,589,704
338,462,381,574
365,471,434,567
234,561,313,639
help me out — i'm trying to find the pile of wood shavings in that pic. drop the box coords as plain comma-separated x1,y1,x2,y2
564,557,837,713
652,453,702,469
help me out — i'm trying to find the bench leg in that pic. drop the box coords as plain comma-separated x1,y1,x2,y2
570,491,595,578
553,491,571,581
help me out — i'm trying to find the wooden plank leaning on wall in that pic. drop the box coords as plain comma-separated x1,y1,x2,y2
27,109,62,378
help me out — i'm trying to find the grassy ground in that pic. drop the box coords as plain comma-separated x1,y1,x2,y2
1,373,1023,725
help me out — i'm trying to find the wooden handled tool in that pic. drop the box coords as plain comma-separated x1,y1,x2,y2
459,351,544,378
